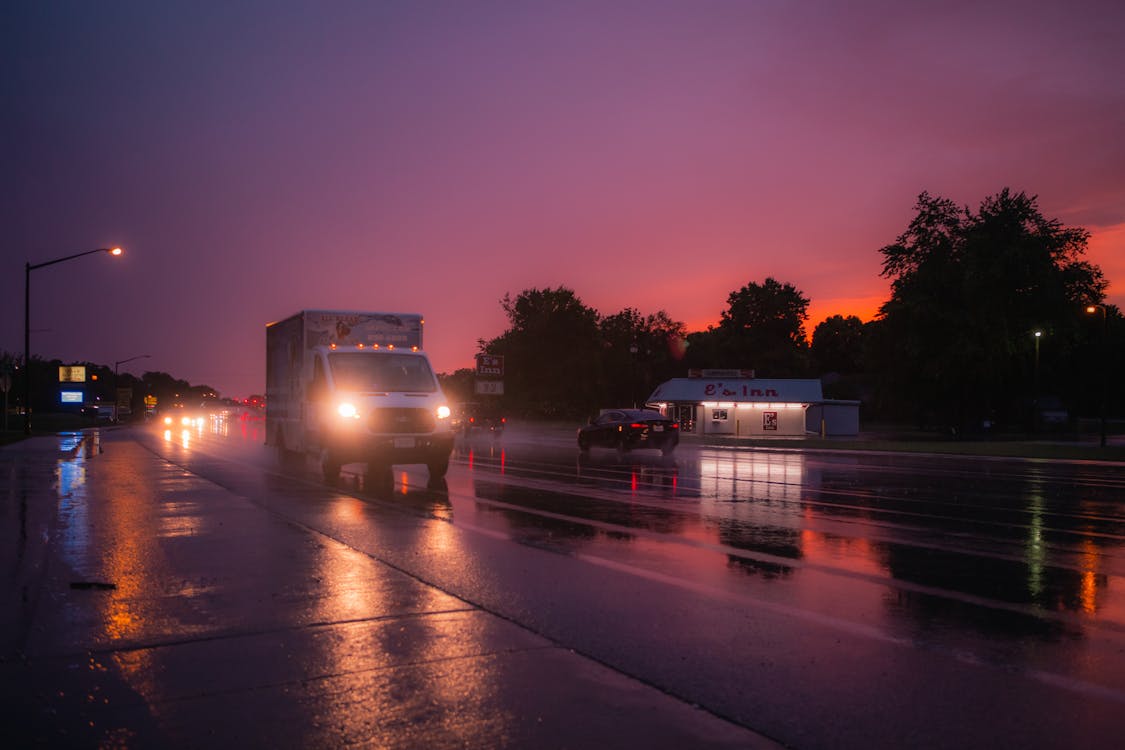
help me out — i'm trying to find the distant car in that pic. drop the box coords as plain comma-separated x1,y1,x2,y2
577,408,679,455
457,402,506,435
161,403,210,428
81,404,115,422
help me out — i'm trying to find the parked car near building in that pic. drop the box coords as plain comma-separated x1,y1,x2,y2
577,408,679,455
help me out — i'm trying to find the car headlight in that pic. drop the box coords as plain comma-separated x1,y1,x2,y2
337,402,359,419
436,405,451,419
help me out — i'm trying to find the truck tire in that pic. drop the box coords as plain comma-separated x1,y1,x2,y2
276,430,298,468
427,454,450,479
365,462,393,494
321,450,342,483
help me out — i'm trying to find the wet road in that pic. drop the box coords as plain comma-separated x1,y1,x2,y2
17,414,1125,748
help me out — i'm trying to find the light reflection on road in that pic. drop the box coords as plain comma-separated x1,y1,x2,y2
128,416,1125,747
202,417,1125,638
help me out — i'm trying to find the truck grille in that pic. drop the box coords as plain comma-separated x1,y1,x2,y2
369,408,435,434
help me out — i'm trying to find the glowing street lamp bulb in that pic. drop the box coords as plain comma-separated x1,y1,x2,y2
108,247,123,256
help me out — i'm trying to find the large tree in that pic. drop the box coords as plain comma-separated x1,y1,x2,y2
599,308,687,406
811,314,864,375
873,189,1107,429
481,286,602,418
700,277,810,376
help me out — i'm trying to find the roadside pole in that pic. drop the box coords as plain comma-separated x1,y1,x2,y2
0,372,10,432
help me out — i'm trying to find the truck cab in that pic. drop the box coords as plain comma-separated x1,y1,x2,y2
304,345,453,480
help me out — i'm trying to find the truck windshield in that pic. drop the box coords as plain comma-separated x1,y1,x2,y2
328,352,437,393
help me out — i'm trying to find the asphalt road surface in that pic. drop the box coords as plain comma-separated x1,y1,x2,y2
7,413,1125,748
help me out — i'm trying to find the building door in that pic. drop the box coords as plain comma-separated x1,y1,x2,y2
676,404,695,433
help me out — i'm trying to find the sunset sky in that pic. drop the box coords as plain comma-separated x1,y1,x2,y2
4,0,1123,399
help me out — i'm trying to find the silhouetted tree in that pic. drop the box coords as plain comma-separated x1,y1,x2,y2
873,189,1107,430
437,368,475,404
811,315,865,375
694,277,810,376
481,287,602,418
599,308,687,406
141,371,192,411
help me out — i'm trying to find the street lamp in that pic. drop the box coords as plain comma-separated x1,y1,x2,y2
1032,330,1042,433
1085,305,1107,448
114,354,151,422
24,247,124,434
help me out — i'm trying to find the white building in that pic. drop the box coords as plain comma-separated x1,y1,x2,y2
645,375,859,437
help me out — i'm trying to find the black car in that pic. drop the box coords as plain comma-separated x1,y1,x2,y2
577,408,679,455
456,402,506,435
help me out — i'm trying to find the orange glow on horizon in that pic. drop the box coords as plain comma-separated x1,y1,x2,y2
1087,223,1125,306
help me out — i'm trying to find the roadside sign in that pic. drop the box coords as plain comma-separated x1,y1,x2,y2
475,354,504,377
59,365,86,383
475,380,504,395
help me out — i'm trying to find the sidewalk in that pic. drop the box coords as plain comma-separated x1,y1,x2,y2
0,431,778,748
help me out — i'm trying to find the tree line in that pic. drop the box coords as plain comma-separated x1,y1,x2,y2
5,187,1119,434
444,189,1122,432
0,350,219,420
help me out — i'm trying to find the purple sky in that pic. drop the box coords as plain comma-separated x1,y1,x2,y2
4,0,1124,400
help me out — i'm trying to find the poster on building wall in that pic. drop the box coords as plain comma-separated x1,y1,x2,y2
763,411,778,430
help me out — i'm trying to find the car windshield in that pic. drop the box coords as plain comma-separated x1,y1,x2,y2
328,352,436,392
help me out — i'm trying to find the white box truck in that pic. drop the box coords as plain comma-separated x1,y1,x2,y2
265,310,455,482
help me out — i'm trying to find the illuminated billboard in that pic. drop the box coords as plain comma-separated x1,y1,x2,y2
59,366,86,383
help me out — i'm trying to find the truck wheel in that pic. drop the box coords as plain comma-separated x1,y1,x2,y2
427,454,450,479
321,450,342,483
276,430,297,468
365,463,393,494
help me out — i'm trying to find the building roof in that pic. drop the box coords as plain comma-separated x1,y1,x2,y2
646,378,824,404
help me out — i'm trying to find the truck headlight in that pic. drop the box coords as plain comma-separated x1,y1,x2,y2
436,405,451,419
337,402,359,419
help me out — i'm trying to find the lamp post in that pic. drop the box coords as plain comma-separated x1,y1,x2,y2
24,247,123,434
1085,305,1107,448
629,343,638,408
114,354,150,423
1032,330,1042,433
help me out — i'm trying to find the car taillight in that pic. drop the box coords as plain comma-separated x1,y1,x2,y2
630,423,646,429
671,422,679,429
